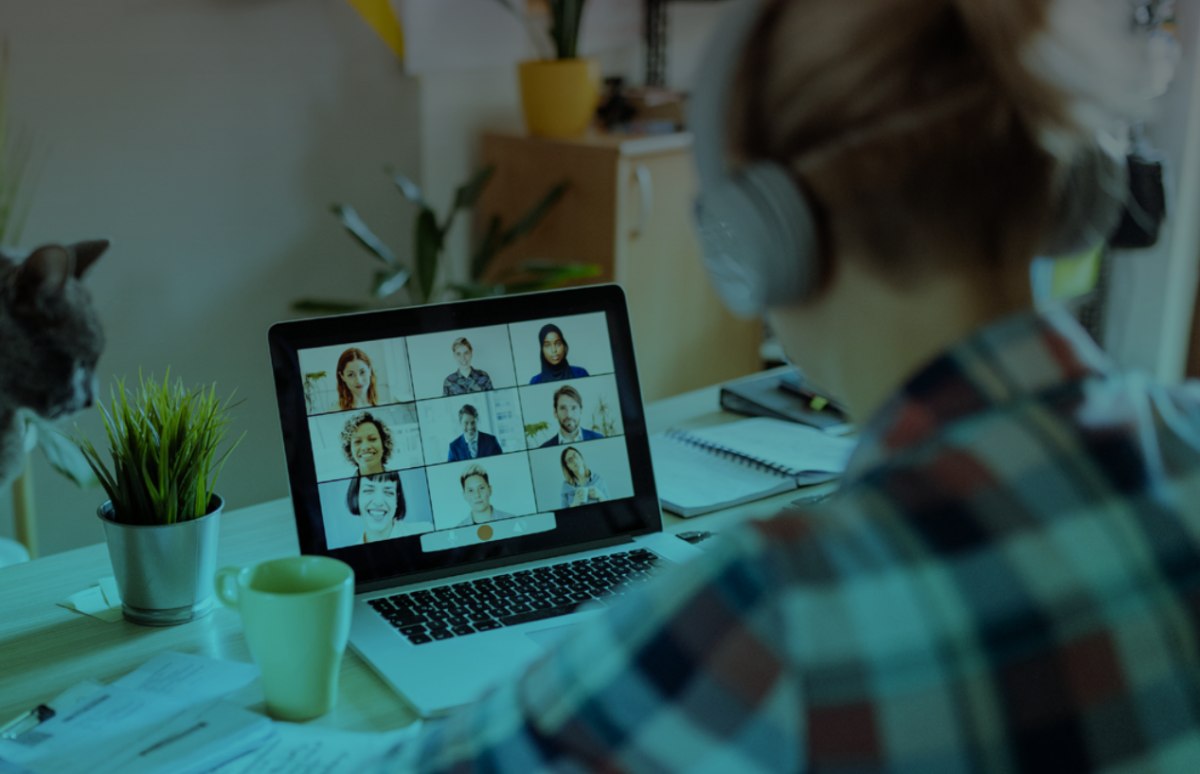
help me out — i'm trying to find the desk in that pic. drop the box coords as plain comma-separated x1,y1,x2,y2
0,384,816,729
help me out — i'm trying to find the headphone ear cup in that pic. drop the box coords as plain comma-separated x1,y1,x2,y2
1040,140,1129,257
694,162,822,317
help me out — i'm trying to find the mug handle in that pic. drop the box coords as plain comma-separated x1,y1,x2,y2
214,566,242,609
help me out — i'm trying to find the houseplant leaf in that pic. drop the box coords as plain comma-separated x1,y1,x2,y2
330,204,399,267
372,268,411,299
451,166,496,213
29,416,98,488
388,169,429,210
470,180,569,281
414,209,442,305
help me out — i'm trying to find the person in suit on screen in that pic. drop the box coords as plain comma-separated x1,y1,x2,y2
447,404,503,461
540,385,604,448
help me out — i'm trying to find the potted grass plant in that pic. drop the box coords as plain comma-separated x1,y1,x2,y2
490,0,598,138
78,372,242,626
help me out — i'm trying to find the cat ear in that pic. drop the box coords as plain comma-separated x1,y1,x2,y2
10,245,73,308
70,239,109,278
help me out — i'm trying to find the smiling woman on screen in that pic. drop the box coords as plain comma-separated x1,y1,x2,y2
335,347,379,410
340,411,392,476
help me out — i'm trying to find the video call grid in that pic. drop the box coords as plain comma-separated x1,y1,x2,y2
300,315,633,546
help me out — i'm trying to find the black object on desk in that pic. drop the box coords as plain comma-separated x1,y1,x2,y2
719,369,849,430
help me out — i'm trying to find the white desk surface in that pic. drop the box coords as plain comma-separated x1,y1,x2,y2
0,383,816,729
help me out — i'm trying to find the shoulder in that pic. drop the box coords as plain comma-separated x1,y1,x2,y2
530,374,543,385
571,366,589,377
540,437,558,448
583,429,603,440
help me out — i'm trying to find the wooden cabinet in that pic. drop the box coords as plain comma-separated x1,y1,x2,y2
477,131,763,401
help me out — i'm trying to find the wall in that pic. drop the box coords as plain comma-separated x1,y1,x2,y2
0,0,420,555
1104,5,1200,380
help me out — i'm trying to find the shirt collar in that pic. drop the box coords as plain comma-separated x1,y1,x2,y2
843,305,1114,482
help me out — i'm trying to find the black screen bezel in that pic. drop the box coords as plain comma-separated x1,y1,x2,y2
267,284,661,590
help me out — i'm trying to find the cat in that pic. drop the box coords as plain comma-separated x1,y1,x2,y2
0,240,107,485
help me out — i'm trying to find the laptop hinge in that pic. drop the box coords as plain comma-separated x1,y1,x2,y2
355,534,636,595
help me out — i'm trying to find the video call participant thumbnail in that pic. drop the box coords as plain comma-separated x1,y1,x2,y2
559,446,609,508
453,464,513,527
529,324,589,384
443,336,494,396
346,471,430,542
336,347,379,410
341,410,393,476
447,404,503,461
540,385,604,448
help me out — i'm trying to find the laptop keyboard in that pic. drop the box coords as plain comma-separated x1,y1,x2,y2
368,548,663,645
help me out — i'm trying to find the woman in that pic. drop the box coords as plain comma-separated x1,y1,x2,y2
559,446,608,508
340,411,393,476
529,324,589,384
345,471,428,542
387,1,1200,769
335,347,379,410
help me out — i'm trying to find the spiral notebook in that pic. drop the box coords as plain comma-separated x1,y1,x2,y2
650,417,857,517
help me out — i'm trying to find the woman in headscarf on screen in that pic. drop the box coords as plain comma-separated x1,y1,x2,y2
529,323,590,384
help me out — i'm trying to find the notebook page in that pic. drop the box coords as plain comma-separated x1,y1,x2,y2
681,418,857,476
650,433,795,515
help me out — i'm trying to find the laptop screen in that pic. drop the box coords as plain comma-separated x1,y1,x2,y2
268,285,661,591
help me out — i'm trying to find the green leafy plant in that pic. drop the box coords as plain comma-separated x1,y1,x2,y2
303,370,328,414
524,420,550,443
490,0,588,60
78,372,244,525
296,165,598,314
591,396,616,437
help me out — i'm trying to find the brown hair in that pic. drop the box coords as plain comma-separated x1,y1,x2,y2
336,347,378,410
732,0,1082,283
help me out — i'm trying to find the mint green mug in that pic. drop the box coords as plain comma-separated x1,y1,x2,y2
215,556,354,721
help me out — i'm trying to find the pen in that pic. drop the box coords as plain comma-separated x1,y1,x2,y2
777,377,848,418
137,720,209,757
0,704,55,740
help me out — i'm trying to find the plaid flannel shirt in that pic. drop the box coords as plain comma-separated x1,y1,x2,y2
443,368,495,396
393,307,1200,772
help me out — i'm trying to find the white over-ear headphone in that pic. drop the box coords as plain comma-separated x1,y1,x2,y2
690,0,1128,318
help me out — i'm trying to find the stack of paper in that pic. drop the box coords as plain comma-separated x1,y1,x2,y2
0,652,421,773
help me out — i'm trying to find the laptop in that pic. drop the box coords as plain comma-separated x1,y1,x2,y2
267,284,702,716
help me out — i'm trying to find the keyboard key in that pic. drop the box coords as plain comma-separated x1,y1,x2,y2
499,603,581,627
373,550,661,641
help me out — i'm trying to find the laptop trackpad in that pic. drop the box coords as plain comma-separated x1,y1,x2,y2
524,622,579,649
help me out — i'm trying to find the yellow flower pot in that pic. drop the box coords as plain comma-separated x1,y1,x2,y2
518,58,600,138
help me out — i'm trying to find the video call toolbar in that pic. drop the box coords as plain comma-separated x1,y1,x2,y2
297,313,637,553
